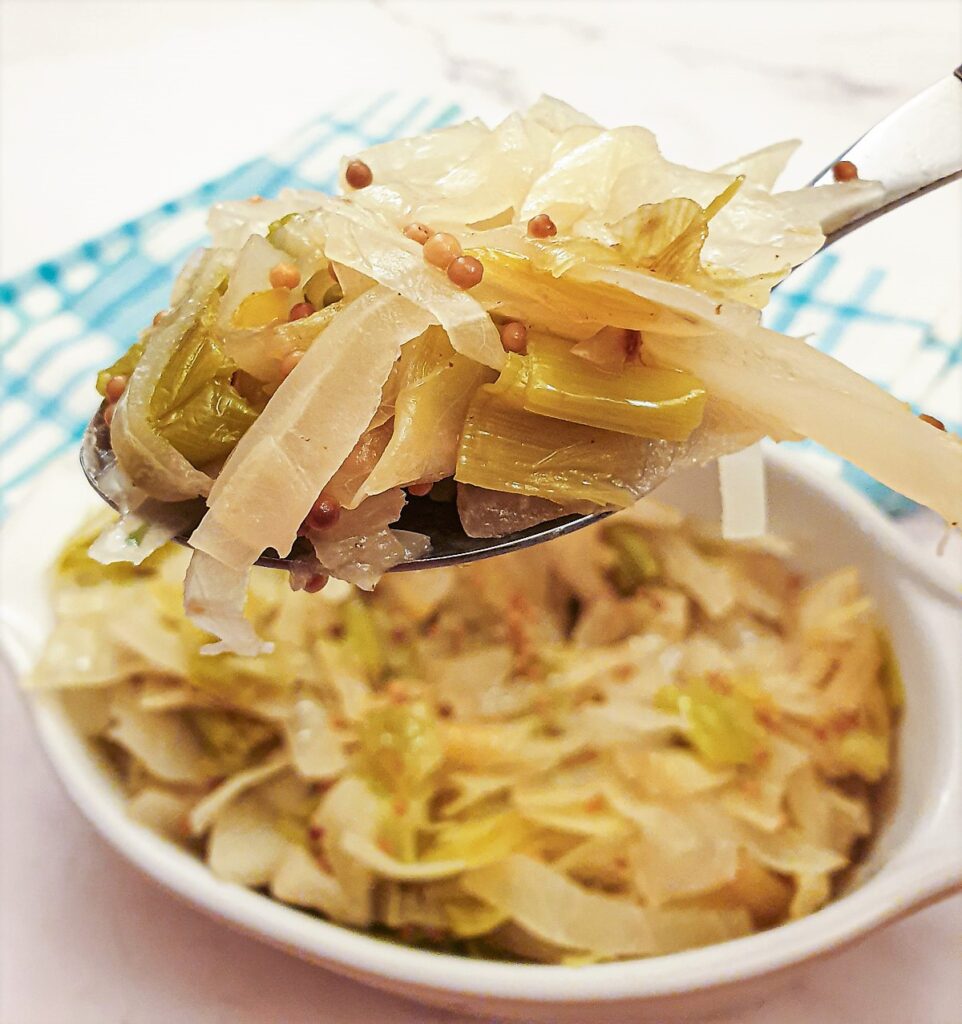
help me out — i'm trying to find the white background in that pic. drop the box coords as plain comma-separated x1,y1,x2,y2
2,2,961,1023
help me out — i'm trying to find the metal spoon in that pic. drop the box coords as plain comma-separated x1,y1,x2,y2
81,67,962,571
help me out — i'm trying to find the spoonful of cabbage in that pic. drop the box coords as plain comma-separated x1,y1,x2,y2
81,69,962,574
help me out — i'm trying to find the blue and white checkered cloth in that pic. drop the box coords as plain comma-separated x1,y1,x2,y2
2,93,959,519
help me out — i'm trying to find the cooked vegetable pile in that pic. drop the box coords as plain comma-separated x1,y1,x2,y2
31,502,900,962
90,96,962,655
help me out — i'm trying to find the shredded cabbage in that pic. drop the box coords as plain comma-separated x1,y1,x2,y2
718,444,767,541
353,327,494,501
191,287,432,572
35,505,898,961
320,200,505,369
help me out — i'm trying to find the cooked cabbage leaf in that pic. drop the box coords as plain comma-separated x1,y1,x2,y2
656,677,767,767
189,287,433,583
354,326,494,501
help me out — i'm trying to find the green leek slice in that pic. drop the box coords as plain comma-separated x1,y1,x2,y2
148,300,262,467
655,677,766,767
524,332,706,441
98,296,262,469
604,523,661,595
456,357,649,508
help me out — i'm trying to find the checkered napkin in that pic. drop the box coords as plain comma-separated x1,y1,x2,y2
2,94,959,519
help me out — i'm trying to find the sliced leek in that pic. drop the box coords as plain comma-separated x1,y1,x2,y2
524,332,706,441
456,357,661,508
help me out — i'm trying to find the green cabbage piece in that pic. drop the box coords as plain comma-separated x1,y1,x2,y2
443,893,509,938
356,701,444,861
426,811,530,866
837,729,890,782
186,708,278,774
603,523,662,595
180,618,297,711
656,677,766,767
527,176,785,307
96,340,145,395
266,211,325,262
266,212,298,245
342,599,387,682
356,702,443,802
147,301,263,466
611,181,743,284
97,299,263,469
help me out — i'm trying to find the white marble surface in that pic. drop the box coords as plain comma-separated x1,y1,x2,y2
1,2,961,1022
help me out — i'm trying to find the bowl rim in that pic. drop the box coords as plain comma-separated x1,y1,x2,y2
2,449,961,1005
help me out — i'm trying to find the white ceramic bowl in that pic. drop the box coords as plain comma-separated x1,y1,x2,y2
1,451,960,1024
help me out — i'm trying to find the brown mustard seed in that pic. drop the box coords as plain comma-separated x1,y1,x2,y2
303,574,329,594
269,262,301,289
447,254,484,289
305,494,341,531
527,213,557,238
499,321,527,353
104,375,128,403
403,222,434,245
407,481,433,497
288,301,315,322
386,680,411,704
103,403,116,426
423,231,463,269
279,349,304,378
832,160,859,182
919,413,946,431
345,159,373,189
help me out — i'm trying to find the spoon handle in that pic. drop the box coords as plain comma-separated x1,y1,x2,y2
812,67,962,247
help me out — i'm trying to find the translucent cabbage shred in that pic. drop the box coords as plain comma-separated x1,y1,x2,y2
93,95,961,654
35,506,898,962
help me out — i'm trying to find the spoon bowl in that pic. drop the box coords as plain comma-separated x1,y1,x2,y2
79,403,603,569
